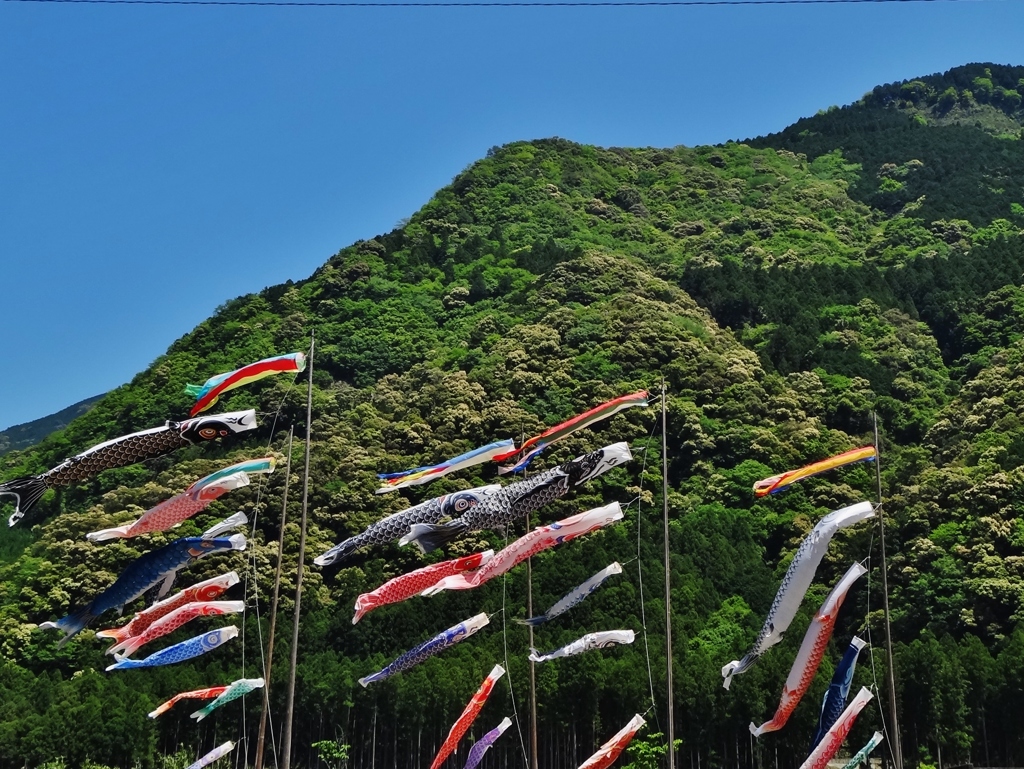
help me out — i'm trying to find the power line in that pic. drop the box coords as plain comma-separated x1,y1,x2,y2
0,0,995,8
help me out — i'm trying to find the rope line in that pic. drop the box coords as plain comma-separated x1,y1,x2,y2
0,0,987,7
240,377,299,766
501,524,532,769
864,529,899,769
631,413,661,729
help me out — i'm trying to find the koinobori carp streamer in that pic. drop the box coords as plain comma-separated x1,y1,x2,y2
401,443,632,554
577,714,646,769
41,534,246,644
750,563,867,736
519,562,623,627
186,353,305,416
1,410,257,526
352,551,494,624
429,664,505,769
422,503,623,596
721,501,874,689
358,614,489,687
753,446,877,498
87,457,274,541
96,571,239,645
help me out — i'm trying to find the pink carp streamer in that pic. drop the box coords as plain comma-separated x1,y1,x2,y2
86,458,274,541
429,664,505,769
108,600,245,658
96,571,239,644
353,551,494,624
422,503,623,596
798,687,874,769
577,714,646,769
149,685,230,718
750,562,867,736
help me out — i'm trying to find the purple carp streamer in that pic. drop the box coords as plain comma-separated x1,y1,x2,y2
314,484,500,566
839,731,884,769
529,630,635,662
401,442,633,554
463,717,512,769
376,439,516,493
750,563,867,736
578,714,646,769
359,613,489,687
519,562,623,627
423,503,623,596
106,626,239,670
185,741,235,769
493,390,649,474
1,410,257,526
86,457,274,541
721,501,874,689
41,534,247,644
810,637,868,752
798,687,873,769
191,678,265,721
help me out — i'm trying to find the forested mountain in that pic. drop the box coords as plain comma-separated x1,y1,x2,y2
1,62,1023,769
0,395,104,458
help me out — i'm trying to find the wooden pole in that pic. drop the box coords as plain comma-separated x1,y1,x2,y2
874,413,903,769
255,425,294,769
528,555,539,769
662,380,675,769
281,331,314,769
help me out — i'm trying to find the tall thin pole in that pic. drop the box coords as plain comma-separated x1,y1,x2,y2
522,425,539,769
662,380,675,769
528,556,539,769
282,331,314,769
874,413,903,769
255,425,294,769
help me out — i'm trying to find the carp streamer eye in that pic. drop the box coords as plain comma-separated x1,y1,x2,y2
199,428,218,439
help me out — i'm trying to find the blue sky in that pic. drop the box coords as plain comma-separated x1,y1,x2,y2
1,0,1022,429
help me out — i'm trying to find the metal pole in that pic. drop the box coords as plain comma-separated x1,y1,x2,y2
282,331,314,769
255,426,294,769
662,380,675,769
874,413,903,769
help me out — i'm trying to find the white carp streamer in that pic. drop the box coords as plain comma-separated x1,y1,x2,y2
529,630,635,662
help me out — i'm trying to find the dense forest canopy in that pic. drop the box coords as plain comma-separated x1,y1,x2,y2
1,62,1024,769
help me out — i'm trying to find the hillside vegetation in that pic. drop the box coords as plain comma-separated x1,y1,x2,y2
1,63,1024,769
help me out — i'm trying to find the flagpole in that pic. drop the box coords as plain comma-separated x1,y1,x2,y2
874,412,903,769
255,425,294,769
282,331,314,769
662,379,675,769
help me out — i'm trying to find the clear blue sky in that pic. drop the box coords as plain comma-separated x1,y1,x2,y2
1,0,1022,430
